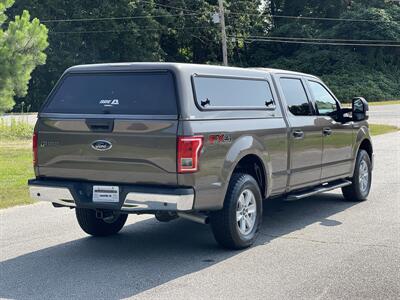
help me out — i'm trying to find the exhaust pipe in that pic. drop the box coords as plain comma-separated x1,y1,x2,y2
177,212,209,225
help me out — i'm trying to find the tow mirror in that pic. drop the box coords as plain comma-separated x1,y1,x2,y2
352,97,369,121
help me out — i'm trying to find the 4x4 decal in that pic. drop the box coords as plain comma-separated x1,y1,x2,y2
208,134,232,145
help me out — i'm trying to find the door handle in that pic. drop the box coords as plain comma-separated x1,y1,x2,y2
85,119,114,132
292,130,304,139
323,128,332,136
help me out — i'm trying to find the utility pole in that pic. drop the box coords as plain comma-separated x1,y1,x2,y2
218,0,228,66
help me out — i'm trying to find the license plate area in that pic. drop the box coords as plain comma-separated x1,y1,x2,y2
92,186,119,203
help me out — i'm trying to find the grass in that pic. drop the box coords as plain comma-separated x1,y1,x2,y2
0,139,34,209
0,119,398,209
0,119,35,208
0,118,34,140
368,100,400,106
370,124,399,136
341,100,400,108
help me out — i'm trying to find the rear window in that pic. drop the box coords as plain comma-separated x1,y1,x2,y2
192,75,274,110
43,71,178,115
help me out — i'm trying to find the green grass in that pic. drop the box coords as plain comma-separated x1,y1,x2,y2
370,124,399,136
0,118,34,140
341,100,400,108
368,100,400,106
0,139,34,209
0,118,35,208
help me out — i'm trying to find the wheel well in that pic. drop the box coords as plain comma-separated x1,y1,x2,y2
359,139,373,160
233,154,266,197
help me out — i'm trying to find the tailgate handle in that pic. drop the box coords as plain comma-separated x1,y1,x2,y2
86,119,114,132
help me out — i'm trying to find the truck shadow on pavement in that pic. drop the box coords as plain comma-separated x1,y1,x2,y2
0,193,358,299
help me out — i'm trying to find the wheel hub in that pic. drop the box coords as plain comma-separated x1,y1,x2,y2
358,159,369,194
236,189,257,236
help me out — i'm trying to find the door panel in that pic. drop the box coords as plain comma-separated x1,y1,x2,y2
288,117,323,188
276,76,323,190
306,80,354,180
319,118,353,179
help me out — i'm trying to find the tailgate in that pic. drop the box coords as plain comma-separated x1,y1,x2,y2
36,70,179,185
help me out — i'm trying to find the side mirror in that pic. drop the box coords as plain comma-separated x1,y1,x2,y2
352,97,369,121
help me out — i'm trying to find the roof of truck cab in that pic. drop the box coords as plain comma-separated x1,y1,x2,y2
251,67,319,79
66,62,319,79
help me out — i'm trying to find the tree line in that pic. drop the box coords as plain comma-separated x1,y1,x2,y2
1,0,400,113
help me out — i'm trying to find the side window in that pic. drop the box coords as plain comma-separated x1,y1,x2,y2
308,81,338,116
192,76,275,109
280,78,312,116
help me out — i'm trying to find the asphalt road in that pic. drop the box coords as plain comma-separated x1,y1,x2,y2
368,104,400,127
1,132,399,300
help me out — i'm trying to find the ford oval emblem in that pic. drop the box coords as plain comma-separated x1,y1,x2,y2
91,140,112,151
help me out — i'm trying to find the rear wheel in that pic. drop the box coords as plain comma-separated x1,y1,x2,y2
342,149,372,202
210,173,263,250
75,208,128,236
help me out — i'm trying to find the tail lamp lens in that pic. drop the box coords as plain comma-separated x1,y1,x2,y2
33,132,38,166
177,136,203,173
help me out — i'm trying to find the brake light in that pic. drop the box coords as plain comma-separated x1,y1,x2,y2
177,136,203,173
33,131,38,166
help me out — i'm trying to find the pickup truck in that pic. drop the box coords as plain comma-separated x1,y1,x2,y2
28,63,373,249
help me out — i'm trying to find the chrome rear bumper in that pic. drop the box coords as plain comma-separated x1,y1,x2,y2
28,180,194,212
29,185,76,207
122,192,193,211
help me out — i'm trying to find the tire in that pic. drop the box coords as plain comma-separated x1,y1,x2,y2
210,173,263,250
75,208,128,236
342,149,372,202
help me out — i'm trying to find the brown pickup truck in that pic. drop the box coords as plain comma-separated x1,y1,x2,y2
28,63,373,249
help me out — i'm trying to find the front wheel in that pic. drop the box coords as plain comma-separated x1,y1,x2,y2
210,173,263,250
75,208,128,236
342,149,372,202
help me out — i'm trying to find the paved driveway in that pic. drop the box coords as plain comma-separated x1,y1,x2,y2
0,131,399,299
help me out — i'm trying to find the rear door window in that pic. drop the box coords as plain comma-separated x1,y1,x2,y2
280,78,313,116
192,76,275,110
43,72,178,115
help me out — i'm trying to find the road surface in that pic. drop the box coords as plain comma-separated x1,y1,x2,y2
0,133,399,300
368,104,400,127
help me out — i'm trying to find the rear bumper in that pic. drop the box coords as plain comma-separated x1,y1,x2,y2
28,179,194,212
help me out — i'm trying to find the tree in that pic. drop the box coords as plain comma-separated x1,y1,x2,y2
4,0,399,109
0,0,48,113
8,0,164,111
247,0,400,101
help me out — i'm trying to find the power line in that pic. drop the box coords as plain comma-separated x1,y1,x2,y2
229,12,399,23
140,0,198,14
234,36,400,47
270,14,398,23
41,12,201,23
49,26,211,35
39,4,399,24
236,35,400,43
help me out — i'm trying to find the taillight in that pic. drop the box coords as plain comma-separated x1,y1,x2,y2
33,131,38,166
177,136,203,173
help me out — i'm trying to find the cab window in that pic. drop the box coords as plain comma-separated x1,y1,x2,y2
280,78,312,116
308,81,338,116
192,75,275,110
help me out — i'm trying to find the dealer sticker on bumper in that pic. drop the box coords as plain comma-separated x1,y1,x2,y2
93,186,119,203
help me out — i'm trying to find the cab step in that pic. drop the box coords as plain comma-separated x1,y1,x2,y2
284,179,352,201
